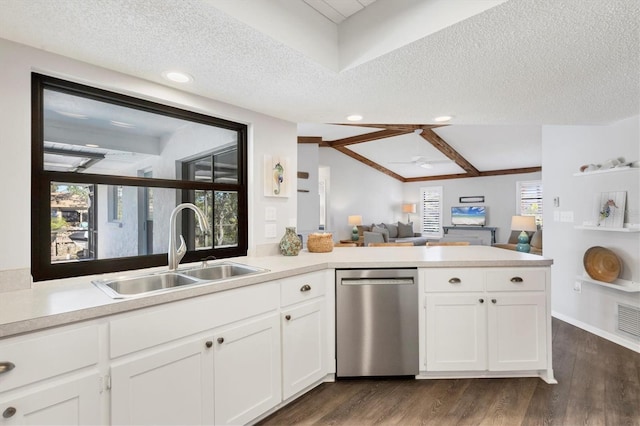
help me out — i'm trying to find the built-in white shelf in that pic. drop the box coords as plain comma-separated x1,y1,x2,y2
577,275,640,293
575,224,640,233
573,166,639,176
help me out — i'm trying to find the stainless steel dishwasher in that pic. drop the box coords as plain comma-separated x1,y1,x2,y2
336,268,419,377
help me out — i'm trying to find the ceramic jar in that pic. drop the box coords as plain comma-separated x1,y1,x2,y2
279,227,302,256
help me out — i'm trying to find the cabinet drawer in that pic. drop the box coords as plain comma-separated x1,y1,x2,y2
424,268,484,292
0,324,98,393
110,282,279,358
486,268,546,292
280,271,327,307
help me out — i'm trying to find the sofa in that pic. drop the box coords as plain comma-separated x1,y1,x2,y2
493,229,542,255
359,222,429,246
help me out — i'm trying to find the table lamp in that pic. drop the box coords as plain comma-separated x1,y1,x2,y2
402,203,416,223
348,215,362,241
511,215,537,252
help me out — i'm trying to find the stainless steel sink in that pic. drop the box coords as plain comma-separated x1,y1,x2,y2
93,272,201,298
93,262,268,299
180,262,268,281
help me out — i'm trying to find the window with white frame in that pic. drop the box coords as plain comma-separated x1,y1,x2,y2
421,186,443,238
517,180,543,226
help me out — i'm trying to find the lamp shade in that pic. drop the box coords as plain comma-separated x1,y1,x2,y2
402,203,417,214
511,215,537,232
348,215,362,226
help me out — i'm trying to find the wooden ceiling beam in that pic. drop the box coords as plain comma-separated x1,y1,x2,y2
328,129,413,147
403,166,542,182
419,128,480,177
297,136,330,147
333,146,406,182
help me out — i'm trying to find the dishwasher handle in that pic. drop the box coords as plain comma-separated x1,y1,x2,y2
340,277,415,285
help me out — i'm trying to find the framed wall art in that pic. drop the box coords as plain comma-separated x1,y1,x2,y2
264,155,290,197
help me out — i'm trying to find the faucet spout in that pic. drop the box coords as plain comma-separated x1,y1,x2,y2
168,203,210,271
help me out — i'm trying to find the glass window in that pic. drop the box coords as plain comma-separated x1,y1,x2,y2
517,180,543,226
32,74,248,281
421,186,443,238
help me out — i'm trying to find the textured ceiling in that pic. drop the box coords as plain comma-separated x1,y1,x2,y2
0,0,638,180
303,0,377,24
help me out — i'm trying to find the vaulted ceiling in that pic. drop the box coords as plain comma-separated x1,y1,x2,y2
0,0,637,180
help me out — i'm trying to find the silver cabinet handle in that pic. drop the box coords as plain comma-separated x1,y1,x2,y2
3,407,16,419
300,284,311,292
448,278,461,284
217,337,224,344
0,362,15,375
511,276,524,283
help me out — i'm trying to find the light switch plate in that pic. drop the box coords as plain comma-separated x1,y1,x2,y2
553,211,560,222
265,223,277,238
560,211,574,223
265,207,276,221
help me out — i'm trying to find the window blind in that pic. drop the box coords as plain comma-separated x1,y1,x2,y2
518,180,543,225
421,186,443,238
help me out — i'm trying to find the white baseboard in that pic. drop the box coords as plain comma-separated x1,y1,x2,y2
552,311,640,353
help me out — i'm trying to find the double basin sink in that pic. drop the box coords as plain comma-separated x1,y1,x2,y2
93,262,268,299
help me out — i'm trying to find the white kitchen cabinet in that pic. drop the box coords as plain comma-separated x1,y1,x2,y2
424,267,550,376
425,294,487,371
0,323,103,425
487,292,547,371
110,337,214,426
0,373,101,425
213,313,281,426
281,299,327,399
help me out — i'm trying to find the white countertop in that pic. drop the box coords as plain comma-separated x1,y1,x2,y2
0,246,552,338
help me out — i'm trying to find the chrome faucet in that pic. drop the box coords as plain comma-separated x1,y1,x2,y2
168,203,210,271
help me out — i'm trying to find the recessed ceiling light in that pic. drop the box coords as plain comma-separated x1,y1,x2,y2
110,120,135,128
85,144,100,148
162,71,193,83
346,114,363,121
434,115,453,123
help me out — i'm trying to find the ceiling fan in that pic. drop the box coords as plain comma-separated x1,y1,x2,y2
388,156,453,169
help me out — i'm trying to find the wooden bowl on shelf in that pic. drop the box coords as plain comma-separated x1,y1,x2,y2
583,246,622,283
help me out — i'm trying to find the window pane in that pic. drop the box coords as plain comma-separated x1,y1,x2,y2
421,186,443,238
51,183,94,263
42,89,238,181
214,191,238,248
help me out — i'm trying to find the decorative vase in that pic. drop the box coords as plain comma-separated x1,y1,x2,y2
279,227,302,256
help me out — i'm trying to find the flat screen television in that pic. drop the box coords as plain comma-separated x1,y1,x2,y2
451,206,486,226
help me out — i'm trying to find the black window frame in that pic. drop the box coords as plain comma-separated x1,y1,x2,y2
31,73,248,281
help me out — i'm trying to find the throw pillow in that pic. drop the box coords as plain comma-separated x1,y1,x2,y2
371,225,389,242
356,225,371,237
397,222,414,238
384,222,399,238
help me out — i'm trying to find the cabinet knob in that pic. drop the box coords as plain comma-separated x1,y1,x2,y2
300,284,311,292
2,407,16,419
205,341,213,348
217,337,224,344
491,299,497,304
0,362,15,375
479,298,484,303
448,278,461,284
510,276,524,283
285,314,291,321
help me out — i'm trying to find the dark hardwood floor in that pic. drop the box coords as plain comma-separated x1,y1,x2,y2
258,319,640,425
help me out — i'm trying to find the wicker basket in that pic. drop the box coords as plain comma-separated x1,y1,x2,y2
307,233,334,253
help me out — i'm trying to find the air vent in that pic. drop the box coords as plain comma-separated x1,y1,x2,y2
618,304,640,338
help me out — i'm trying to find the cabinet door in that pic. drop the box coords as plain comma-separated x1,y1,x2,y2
282,299,326,399
0,373,101,425
110,338,214,426
487,292,547,371
214,314,281,426
425,294,487,371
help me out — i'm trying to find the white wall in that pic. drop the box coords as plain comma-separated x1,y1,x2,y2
542,116,640,351
297,143,320,234
403,172,542,243
0,38,297,288
319,147,404,240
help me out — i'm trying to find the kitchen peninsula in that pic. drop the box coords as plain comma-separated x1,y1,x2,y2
0,246,554,425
